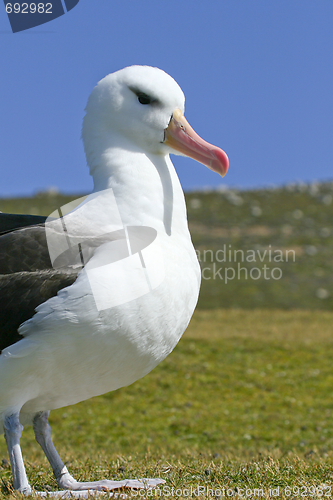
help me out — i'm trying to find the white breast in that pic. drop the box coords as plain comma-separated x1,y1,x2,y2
0,156,200,422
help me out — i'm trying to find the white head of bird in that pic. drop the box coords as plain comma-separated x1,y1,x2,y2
82,65,228,192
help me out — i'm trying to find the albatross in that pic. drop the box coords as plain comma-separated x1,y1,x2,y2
0,65,229,496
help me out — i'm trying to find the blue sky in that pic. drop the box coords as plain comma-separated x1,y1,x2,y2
0,1,332,196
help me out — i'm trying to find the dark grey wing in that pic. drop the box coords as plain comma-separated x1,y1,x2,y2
0,214,78,353
0,270,78,352
0,224,53,274
0,213,48,235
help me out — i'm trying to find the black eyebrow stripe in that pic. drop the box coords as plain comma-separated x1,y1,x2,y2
128,86,159,103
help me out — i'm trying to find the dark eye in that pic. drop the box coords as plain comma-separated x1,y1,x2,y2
137,93,152,105
128,86,158,106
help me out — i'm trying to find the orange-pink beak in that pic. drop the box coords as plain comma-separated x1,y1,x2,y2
164,108,229,177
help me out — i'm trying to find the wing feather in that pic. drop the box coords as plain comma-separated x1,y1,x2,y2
0,214,78,352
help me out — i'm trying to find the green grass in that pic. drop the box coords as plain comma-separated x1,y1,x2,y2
1,309,333,497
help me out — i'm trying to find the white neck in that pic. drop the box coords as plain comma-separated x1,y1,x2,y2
85,136,188,237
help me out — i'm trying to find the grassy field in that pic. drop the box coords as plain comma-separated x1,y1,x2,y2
1,309,333,498
0,186,332,497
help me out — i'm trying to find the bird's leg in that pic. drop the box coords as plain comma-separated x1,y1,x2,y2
33,411,165,492
33,411,79,490
4,413,32,494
